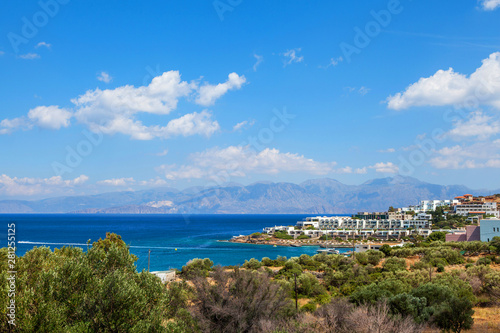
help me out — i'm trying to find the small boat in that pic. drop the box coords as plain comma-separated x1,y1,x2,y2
273,245,277,247
290,244,302,247
316,248,340,254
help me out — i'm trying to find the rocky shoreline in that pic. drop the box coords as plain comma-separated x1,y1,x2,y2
226,235,403,248
228,235,357,248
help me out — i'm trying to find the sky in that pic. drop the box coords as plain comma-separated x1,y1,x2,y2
1,0,500,200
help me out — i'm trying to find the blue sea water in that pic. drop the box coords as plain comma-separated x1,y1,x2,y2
0,214,350,271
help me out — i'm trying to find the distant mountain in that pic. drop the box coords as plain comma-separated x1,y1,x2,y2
0,176,495,214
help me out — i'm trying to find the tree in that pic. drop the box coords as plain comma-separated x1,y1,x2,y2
388,206,396,212
490,236,500,254
382,257,407,272
181,258,214,279
0,233,194,332
432,296,474,333
242,258,262,270
427,231,447,243
388,293,430,323
379,244,392,257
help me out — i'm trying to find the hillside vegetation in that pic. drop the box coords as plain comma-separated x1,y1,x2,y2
3,233,500,332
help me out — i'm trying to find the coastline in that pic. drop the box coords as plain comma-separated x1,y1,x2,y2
227,235,373,248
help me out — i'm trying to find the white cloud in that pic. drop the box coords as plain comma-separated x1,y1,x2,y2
195,72,246,106
74,71,194,117
0,117,31,135
378,148,396,153
0,174,88,196
19,53,40,60
158,146,338,180
97,177,135,186
448,111,500,140
356,167,368,174
28,106,72,130
343,86,370,96
4,70,244,140
253,54,263,71
138,178,168,186
387,52,500,110
429,140,500,169
97,177,167,187
335,166,367,174
480,0,500,10
157,110,220,138
35,42,51,49
329,56,343,66
73,71,233,139
97,71,112,83
156,149,169,157
369,162,399,174
1,105,71,134
358,86,370,96
282,48,304,67
232,120,255,132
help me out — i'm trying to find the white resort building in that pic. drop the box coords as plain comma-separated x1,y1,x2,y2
402,199,458,213
454,202,499,218
264,215,433,240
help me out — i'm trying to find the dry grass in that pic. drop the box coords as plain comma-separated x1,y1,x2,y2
470,307,500,332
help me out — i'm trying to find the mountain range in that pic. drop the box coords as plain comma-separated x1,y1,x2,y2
0,176,496,214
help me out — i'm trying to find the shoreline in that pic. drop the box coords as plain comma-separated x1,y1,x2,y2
225,235,400,248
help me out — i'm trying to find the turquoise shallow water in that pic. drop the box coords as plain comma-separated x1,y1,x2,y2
0,214,350,271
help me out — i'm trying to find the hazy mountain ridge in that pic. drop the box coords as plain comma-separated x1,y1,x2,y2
0,176,494,214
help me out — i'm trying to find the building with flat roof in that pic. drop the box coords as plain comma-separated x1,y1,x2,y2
264,216,433,240
402,200,458,213
479,219,500,242
151,270,176,283
454,202,499,218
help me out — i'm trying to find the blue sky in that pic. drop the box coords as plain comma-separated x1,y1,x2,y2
1,0,500,199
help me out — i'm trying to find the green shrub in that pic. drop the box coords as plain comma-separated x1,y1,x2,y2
366,250,385,266
432,296,474,333
261,257,273,266
298,272,327,297
242,258,262,270
297,234,310,240
382,257,407,272
436,264,445,272
379,244,392,256
354,252,369,265
274,231,293,240
388,293,431,323
476,257,492,266
181,258,214,279
300,302,317,312
314,294,331,305
250,232,262,238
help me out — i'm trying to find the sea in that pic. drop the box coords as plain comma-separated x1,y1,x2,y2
1,214,350,271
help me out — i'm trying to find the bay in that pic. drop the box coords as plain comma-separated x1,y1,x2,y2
0,214,350,271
